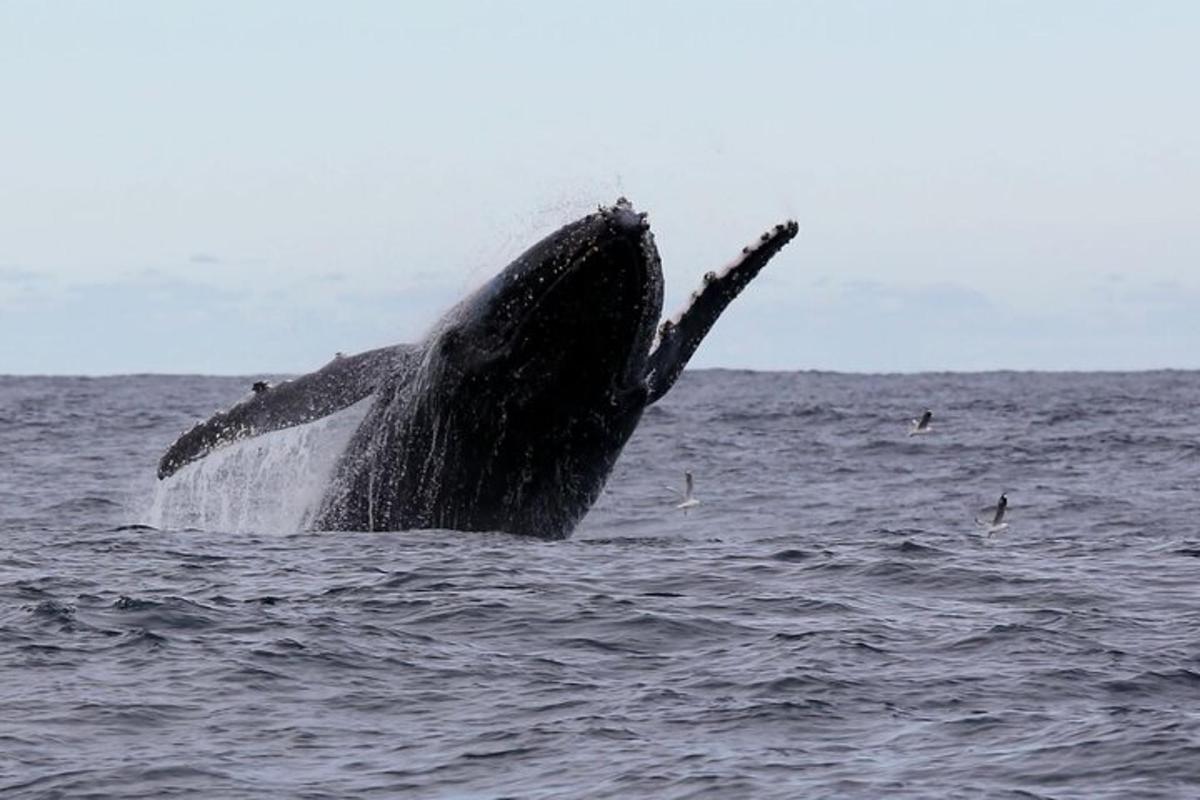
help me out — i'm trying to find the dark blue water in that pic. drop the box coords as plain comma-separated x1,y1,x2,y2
2,371,1199,798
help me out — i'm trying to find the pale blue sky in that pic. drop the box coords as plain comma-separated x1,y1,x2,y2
2,1,1197,374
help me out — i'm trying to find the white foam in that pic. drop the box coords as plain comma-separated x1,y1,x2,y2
977,521,1009,536
144,398,374,534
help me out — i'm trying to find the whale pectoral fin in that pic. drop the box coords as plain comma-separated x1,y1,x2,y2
644,220,799,404
157,345,413,479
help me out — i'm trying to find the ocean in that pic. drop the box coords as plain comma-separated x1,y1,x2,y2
2,370,1198,798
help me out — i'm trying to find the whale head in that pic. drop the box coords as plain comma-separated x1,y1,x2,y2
431,198,664,401
359,199,667,536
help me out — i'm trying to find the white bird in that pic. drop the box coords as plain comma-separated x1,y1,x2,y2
975,493,1009,535
908,409,933,436
669,471,700,513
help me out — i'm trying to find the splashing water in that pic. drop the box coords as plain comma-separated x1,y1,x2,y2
144,398,374,533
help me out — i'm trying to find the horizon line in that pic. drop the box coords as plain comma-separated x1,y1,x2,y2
3,365,1198,380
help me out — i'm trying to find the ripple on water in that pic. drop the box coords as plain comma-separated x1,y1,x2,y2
3,371,1200,798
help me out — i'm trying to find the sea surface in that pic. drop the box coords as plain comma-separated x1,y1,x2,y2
2,370,1198,799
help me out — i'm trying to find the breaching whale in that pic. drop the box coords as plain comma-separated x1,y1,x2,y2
157,200,798,538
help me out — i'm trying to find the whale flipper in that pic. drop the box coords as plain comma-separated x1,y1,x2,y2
157,345,415,478
645,220,798,404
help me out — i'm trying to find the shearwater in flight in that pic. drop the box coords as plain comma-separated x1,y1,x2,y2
976,493,1009,535
908,409,933,436
671,471,700,513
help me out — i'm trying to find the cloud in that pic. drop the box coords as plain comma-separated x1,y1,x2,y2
691,276,1200,372
809,279,996,318
2,271,1197,375
188,252,221,264
0,266,44,284
0,272,465,375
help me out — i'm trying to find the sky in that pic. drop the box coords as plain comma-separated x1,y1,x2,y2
1,1,1197,375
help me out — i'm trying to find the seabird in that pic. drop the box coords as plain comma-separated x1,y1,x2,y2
909,409,933,436
670,471,700,513
976,493,1009,535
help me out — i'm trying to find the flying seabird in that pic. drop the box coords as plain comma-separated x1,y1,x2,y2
909,409,933,436
670,471,700,513
976,493,1009,535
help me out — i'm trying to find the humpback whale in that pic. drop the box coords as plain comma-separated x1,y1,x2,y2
158,199,798,538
